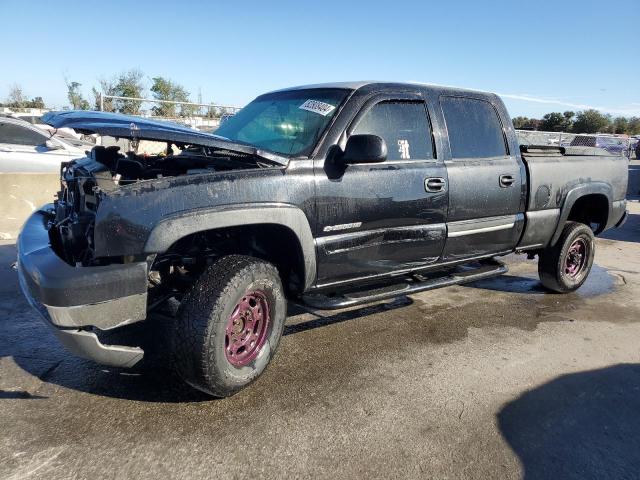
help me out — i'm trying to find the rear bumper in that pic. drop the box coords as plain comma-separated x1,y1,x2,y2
17,205,148,367
609,200,627,230
615,209,628,228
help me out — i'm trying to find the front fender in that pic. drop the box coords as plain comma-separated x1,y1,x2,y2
143,203,317,290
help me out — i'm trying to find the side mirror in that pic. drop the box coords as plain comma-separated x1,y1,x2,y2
342,134,387,164
45,139,63,150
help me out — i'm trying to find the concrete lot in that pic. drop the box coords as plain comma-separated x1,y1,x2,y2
1,163,639,479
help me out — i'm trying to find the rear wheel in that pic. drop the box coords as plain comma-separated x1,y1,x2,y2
538,221,595,293
173,255,286,397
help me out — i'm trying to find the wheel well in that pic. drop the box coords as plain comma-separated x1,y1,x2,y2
154,224,306,295
566,194,609,233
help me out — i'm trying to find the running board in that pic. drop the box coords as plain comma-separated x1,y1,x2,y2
300,258,508,310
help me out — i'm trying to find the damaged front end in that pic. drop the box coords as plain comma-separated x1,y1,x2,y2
19,111,289,368
51,154,112,266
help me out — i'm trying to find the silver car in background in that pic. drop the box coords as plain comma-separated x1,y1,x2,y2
0,117,89,172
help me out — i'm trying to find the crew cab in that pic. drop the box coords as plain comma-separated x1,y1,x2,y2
17,82,628,397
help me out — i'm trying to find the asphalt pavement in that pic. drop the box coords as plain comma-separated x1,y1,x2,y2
1,162,639,479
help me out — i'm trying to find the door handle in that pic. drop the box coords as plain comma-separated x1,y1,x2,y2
499,175,515,188
425,177,446,192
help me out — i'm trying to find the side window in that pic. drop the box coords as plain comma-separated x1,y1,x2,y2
0,123,47,146
441,97,507,159
352,101,434,161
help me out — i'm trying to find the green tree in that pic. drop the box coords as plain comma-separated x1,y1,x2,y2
66,81,90,110
572,109,611,134
113,69,145,114
25,97,45,109
611,117,629,134
512,116,531,129
539,112,564,131
562,111,575,130
512,116,541,130
628,117,640,135
539,111,574,132
150,76,190,117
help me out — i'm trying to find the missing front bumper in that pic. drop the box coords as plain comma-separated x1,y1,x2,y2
17,206,148,367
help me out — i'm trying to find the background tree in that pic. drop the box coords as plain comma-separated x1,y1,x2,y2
512,116,530,129
628,117,640,135
538,111,574,132
150,77,190,117
572,109,611,134
562,111,575,130
113,69,145,115
92,78,117,111
611,117,629,134
539,112,566,131
66,80,90,110
6,84,25,108
25,97,45,109
512,116,541,130
207,103,223,119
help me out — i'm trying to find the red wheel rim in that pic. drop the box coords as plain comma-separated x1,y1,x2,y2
225,290,270,367
565,238,587,278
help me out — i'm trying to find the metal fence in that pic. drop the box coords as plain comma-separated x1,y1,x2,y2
97,94,243,131
516,130,637,158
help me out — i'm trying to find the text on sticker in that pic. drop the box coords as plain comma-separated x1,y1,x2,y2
299,100,336,116
398,139,410,159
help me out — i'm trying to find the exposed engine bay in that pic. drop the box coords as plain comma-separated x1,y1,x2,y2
50,144,275,266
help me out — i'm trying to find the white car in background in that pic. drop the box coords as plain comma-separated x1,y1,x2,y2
10,113,84,139
0,117,90,172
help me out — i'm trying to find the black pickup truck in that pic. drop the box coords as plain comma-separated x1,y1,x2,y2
18,82,628,396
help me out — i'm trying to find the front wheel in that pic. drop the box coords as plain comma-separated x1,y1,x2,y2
538,221,595,293
173,255,286,397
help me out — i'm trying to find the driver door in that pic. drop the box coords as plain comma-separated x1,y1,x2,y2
313,95,448,287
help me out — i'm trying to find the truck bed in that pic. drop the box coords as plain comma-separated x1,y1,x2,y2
517,145,628,250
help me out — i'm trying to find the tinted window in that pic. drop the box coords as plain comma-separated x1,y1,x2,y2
441,97,507,159
352,101,433,160
0,122,47,146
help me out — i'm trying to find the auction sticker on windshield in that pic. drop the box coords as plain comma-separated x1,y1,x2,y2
299,99,336,116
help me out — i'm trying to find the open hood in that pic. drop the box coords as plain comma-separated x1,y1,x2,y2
41,110,288,166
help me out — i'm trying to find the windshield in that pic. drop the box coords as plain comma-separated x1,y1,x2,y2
214,88,349,156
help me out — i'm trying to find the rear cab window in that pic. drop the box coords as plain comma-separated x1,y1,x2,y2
352,101,434,161
440,96,508,159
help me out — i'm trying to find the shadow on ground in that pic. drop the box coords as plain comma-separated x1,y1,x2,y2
601,213,640,243
498,364,640,480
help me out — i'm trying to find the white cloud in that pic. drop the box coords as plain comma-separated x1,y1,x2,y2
498,93,640,117
406,80,640,117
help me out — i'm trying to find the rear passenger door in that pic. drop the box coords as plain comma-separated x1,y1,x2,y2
440,96,526,260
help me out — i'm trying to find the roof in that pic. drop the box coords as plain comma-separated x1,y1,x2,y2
270,81,377,93
268,81,494,97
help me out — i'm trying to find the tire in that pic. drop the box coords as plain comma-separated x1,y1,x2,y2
538,221,595,293
173,255,286,397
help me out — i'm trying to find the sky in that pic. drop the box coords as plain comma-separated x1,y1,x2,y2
1,0,639,118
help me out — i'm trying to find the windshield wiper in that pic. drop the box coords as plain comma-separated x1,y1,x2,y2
252,148,288,166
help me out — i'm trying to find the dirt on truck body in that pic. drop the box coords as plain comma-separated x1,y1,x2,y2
17,82,629,396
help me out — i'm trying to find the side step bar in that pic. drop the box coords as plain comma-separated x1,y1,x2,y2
300,258,508,310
